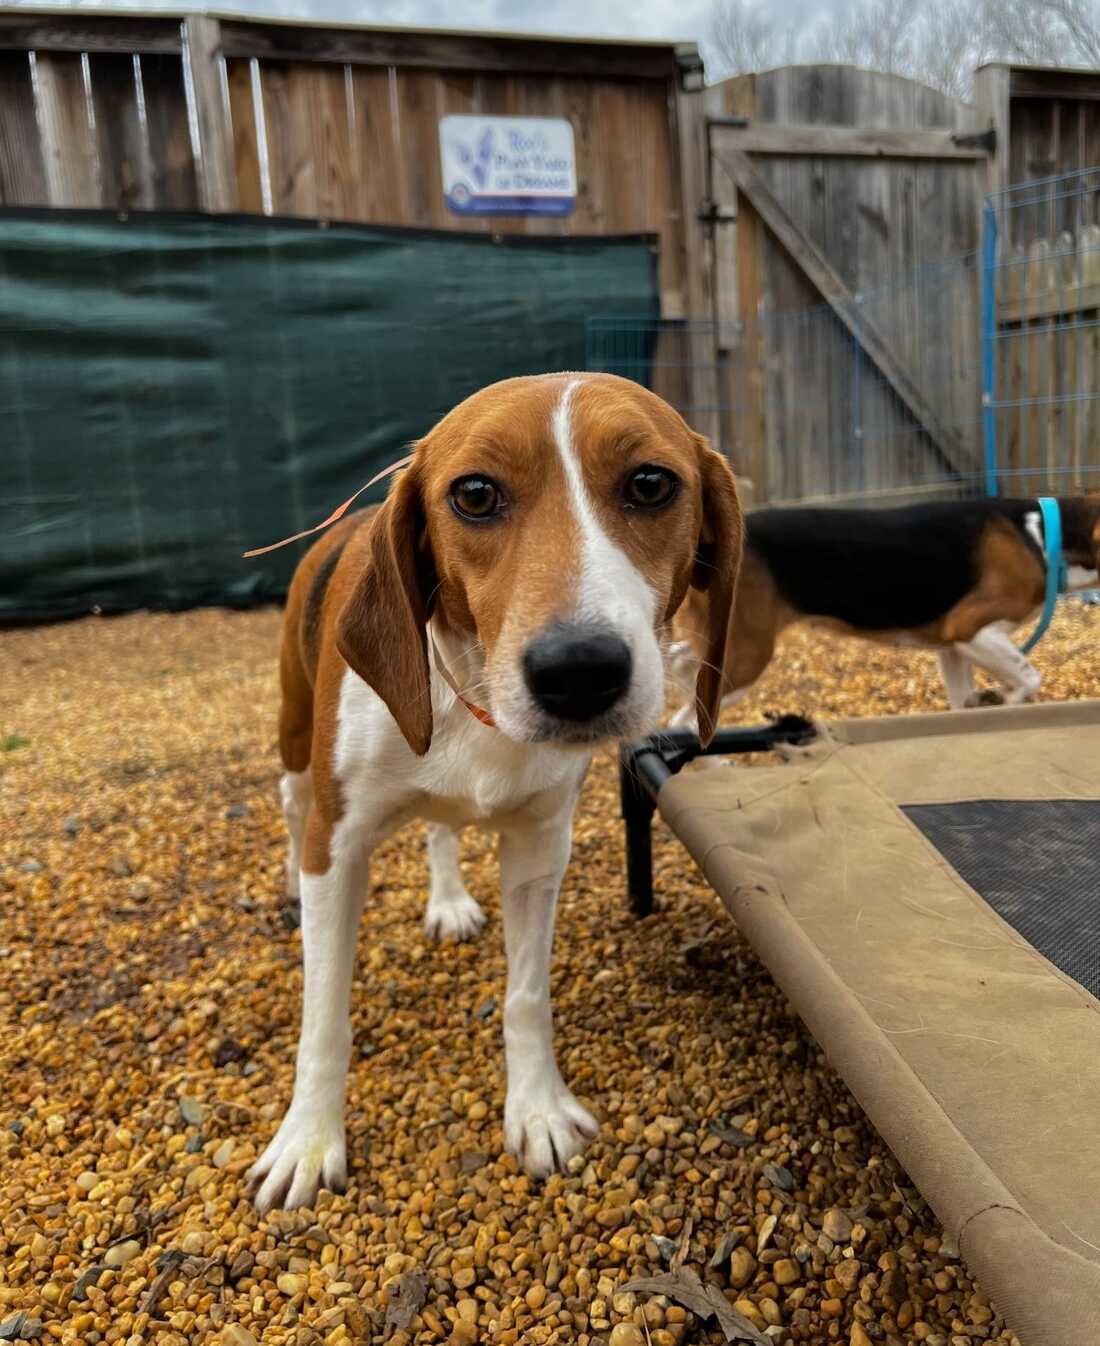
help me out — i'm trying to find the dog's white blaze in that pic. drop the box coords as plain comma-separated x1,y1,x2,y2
552,379,653,620
550,379,663,725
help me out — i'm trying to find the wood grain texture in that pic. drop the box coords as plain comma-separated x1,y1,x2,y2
35,52,100,207
226,57,263,214
0,50,46,204
972,64,1010,198
674,83,705,319
259,60,294,214
1011,67,1100,102
0,15,180,55
314,63,356,221
717,143,968,475
720,74,769,494
218,21,679,80
707,63,987,500
995,222,1100,495
184,15,237,211
140,53,199,209
718,124,987,159
90,52,151,211
350,65,403,224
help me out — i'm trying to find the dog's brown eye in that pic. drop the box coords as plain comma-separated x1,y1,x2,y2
624,465,678,510
450,475,502,520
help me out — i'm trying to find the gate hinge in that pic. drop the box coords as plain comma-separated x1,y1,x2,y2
698,199,737,226
950,126,996,154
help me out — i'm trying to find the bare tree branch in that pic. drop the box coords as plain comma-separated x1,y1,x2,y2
704,0,1100,97
1039,0,1100,63
708,0,795,80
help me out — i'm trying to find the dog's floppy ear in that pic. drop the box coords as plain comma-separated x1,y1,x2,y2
689,434,743,745
1092,515,1100,575
337,462,437,756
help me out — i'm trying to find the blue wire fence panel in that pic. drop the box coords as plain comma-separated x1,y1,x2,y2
984,166,1100,498
589,165,1100,507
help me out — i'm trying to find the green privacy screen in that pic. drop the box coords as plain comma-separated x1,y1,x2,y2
1,211,657,621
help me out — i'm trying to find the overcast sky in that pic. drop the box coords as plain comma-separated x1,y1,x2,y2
9,0,742,56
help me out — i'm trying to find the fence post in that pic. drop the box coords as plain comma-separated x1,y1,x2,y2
183,14,238,213
981,198,999,496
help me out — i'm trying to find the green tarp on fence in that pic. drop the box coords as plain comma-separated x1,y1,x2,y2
1,211,657,621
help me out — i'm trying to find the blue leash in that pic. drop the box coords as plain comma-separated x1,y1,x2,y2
1020,496,1067,654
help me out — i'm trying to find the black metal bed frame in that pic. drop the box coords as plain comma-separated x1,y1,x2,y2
618,715,816,917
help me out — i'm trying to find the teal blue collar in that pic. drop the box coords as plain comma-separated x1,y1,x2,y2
1020,497,1067,654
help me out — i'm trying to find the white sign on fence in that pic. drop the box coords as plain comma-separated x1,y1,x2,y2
439,115,576,217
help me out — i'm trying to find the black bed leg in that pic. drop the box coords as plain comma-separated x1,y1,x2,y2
620,744,657,917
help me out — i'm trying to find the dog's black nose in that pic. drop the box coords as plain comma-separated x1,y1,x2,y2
523,623,633,721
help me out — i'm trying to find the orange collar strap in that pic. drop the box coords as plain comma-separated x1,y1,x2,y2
430,633,496,729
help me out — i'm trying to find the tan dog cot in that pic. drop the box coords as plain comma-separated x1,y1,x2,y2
620,701,1100,1346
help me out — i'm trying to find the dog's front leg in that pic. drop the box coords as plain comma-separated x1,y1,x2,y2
499,808,598,1177
248,841,368,1212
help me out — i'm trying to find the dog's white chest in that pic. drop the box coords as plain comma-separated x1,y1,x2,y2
333,667,588,839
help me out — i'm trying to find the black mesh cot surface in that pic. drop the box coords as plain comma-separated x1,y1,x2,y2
905,799,1100,998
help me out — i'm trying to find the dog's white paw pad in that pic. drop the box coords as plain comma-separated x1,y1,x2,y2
247,1111,347,1214
505,1090,598,1177
425,892,486,943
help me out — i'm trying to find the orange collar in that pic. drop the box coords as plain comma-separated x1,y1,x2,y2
244,456,496,731
430,632,497,729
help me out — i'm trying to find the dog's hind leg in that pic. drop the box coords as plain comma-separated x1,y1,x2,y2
280,769,313,900
278,603,315,901
249,812,368,1213
957,623,1041,705
424,823,486,942
937,647,976,710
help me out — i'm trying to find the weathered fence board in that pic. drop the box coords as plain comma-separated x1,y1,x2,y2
90,53,151,211
141,53,199,210
706,64,987,504
0,51,45,204
716,124,987,159
36,51,100,208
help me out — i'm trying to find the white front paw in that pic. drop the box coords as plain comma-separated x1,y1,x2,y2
247,1100,347,1214
425,890,486,942
504,1082,598,1177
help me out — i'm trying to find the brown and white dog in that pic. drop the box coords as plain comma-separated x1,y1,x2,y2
247,372,741,1212
669,496,1100,726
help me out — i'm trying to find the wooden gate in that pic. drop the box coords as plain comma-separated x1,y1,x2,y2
708,66,992,505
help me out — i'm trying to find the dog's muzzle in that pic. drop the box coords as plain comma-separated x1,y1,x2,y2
522,622,633,722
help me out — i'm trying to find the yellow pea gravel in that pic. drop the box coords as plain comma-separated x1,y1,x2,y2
5,603,1096,1345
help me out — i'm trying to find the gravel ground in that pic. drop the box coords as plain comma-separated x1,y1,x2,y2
2,602,1098,1346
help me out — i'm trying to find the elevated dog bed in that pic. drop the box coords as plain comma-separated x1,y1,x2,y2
620,701,1100,1346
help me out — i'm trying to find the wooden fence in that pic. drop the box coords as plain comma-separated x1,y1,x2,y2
8,16,1100,506
0,12,704,318
705,65,990,504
